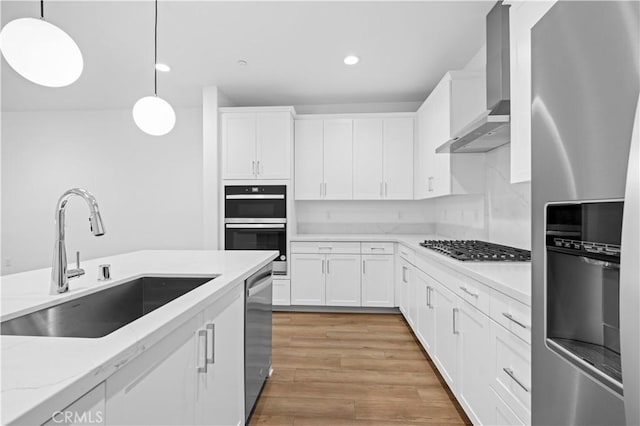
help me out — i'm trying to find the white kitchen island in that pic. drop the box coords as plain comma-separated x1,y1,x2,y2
1,250,277,425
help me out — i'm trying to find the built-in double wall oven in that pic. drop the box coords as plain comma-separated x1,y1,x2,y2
225,185,287,274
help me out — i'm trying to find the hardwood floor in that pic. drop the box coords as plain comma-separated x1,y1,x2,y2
249,312,471,425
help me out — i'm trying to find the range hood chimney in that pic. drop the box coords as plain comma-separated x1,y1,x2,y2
436,1,511,154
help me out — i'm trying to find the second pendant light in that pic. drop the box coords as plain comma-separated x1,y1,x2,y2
133,0,175,136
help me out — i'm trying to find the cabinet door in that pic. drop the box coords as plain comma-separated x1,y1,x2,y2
433,281,457,390
353,118,384,199
197,293,245,426
429,80,453,197
223,115,256,180
294,120,324,200
397,259,410,317
416,271,436,355
290,253,325,305
105,314,201,425
456,299,492,426
361,254,394,307
509,1,556,183
383,118,414,199
256,112,291,179
325,254,361,306
407,267,418,330
323,119,353,200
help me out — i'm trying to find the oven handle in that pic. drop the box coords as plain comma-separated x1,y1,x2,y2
225,218,287,224
226,224,285,229
225,194,285,200
248,275,273,297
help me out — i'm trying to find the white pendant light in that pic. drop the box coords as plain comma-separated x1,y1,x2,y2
133,0,175,136
0,1,83,87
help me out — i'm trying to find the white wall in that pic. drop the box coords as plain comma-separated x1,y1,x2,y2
1,107,204,275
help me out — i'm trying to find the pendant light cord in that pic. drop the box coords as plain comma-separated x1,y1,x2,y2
154,0,158,96
40,0,44,19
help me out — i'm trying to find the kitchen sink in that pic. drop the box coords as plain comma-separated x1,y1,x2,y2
0,275,218,338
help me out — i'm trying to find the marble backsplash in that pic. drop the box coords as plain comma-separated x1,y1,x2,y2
295,200,436,235
432,145,531,249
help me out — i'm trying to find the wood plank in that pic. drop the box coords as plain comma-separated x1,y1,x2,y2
294,368,441,386
355,400,467,424
273,347,386,360
293,416,435,426
249,415,295,426
262,382,422,402
253,396,355,419
289,336,420,350
340,358,434,373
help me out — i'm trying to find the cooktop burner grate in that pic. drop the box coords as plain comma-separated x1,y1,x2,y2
419,240,531,262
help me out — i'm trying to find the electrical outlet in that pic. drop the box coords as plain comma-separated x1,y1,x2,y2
3,258,12,268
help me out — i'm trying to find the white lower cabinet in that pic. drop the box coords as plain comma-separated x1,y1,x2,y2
272,279,291,306
490,319,531,423
404,255,531,426
489,386,526,426
105,315,200,425
290,242,395,307
432,281,458,390
361,254,394,307
196,293,244,426
105,285,244,426
415,270,436,355
290,254,326,305
325,254,361,306
456,299,492,425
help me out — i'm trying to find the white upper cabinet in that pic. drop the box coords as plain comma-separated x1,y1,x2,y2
415,71,486,199
222,115,256,180
323,120,354,200
294,120,324,199
221,107,294,180
256,112,292,179
507,0,556,183
296,115,414,201
383,117,414,199
353,119,384,199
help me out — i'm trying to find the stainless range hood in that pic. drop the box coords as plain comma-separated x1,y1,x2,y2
436,1,511,154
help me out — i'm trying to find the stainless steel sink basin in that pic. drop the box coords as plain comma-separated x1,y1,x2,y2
1,276,218,338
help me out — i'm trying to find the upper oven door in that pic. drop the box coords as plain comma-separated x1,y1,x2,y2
225,185,286,219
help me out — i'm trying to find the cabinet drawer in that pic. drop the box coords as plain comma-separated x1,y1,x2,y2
291,241,360,254
491,320,531,423
272,279,291,306
491,292,531,344
397,244,415,263
488,386,526,426
456,279,491,316
361,242,394,255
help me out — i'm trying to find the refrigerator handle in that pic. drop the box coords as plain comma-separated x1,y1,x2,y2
621,93,640,426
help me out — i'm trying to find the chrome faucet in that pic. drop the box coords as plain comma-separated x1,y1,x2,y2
51,188,105,294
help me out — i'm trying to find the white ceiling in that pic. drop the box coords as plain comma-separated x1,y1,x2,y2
0,1,493,111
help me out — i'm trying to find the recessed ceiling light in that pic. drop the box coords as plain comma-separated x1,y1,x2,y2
155,63,171,72
237,59,248,66
344,55,359,65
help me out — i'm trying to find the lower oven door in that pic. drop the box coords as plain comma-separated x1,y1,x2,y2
225,223,287,274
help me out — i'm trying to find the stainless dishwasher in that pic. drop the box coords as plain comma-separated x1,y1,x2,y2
245,262,273,422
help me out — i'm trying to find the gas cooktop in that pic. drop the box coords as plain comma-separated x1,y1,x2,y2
419,240,531,262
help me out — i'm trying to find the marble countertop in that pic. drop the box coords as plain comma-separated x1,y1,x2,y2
1,249,278,425
290,234,531,305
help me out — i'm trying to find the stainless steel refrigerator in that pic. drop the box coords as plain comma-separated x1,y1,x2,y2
531,1,640,424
